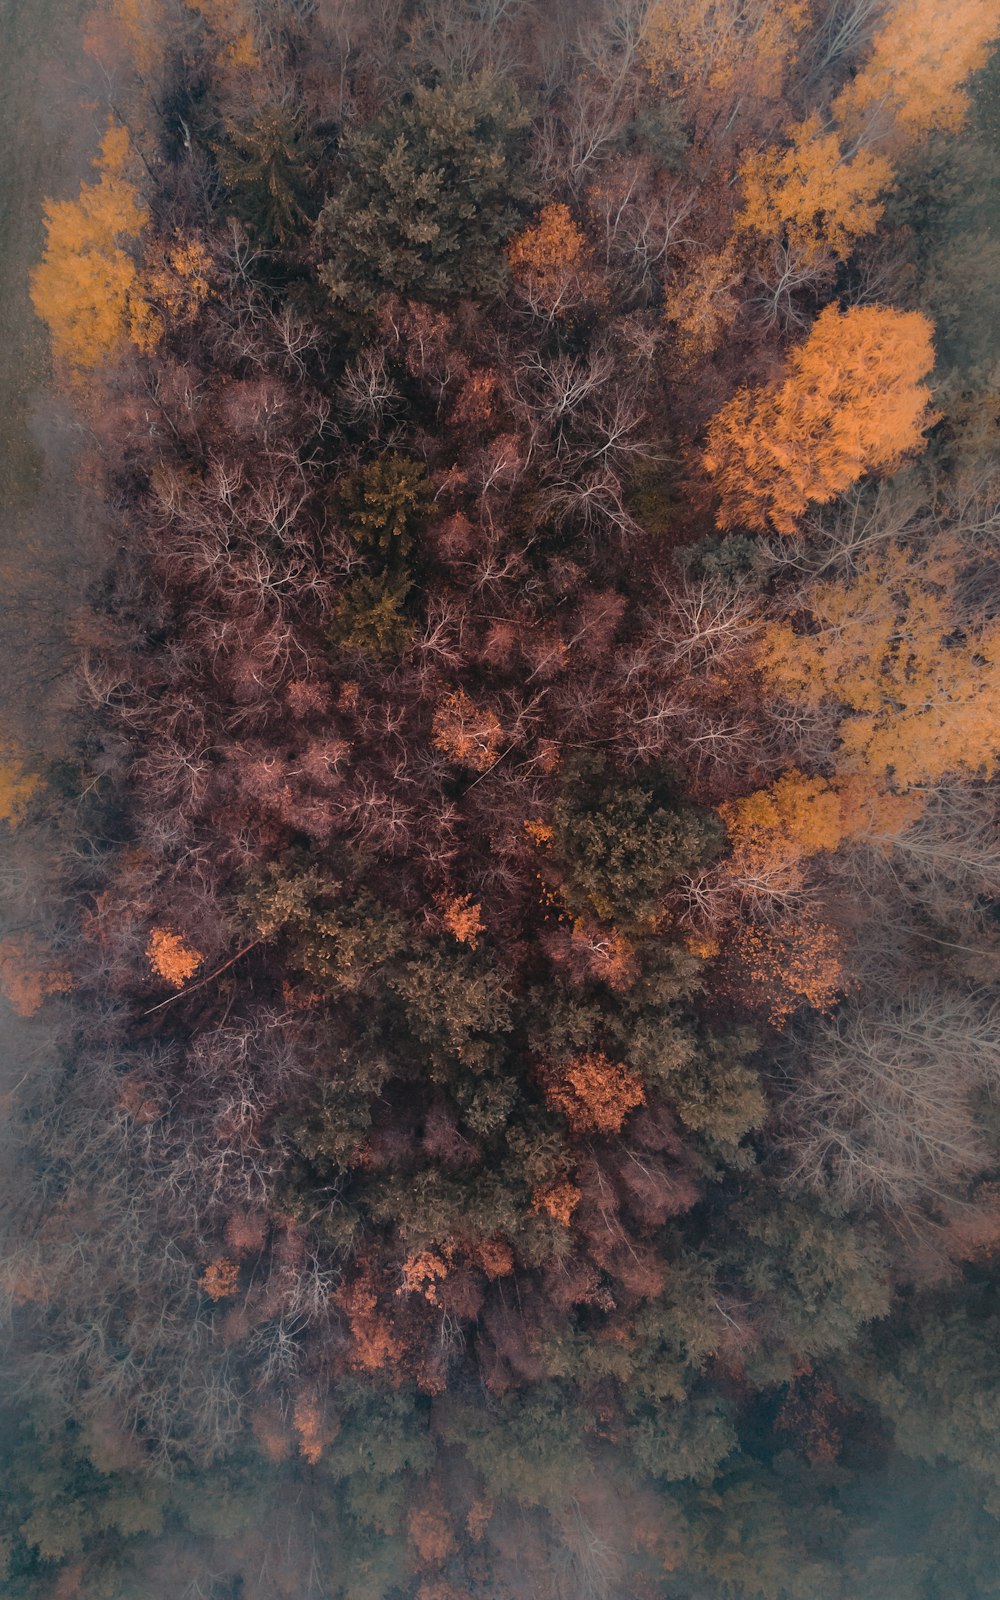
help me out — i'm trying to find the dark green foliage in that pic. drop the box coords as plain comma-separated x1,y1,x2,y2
666,1030,767,1156
552,755,723,924
727,1192,892,1380
317,76,533,308
214,105,322,245
243,864,408,994
629,1392,738,1483
340,454,433,556
329,572,416,658
387,945,513,1072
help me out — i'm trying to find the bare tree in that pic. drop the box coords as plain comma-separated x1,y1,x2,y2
781,985,1000,1213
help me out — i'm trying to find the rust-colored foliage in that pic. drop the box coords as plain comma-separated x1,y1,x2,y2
733,913,847,1025
0,935,72,1018
146,926,203,989
408,1497,457,1566
543,1053,646,1135
507,203,604,314
199,1257,240,1300
664,244,741,361
431,689,504,771
292,1388,338,1465
337,1269,403,1373
532,1180,582,1225
398,1247,453,1306
438,893,485,949
704,305,937,533
641,0,809,110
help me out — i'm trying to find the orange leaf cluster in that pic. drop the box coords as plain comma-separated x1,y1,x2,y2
31,123,153,373
292,1388,338,1465
408,1500,457,1566
398,1247,453,1306
507,204,604,314
641,0,809,108
733,914,847,1026
476,1236,514,1279
760,539,1000,790
704,305,937,534
832,0,1000,152
543,1052,646,1135
0,748,42,827
337,1270,403,1373
432,689,504,771
664,244,741,362
439,893,485,949
720,769,846,878
147,926,203,989
199,1257,240,1300
738,116,893,264
532,1180,582,1226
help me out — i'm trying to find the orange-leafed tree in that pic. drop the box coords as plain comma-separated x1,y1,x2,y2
507,203,604,317
432,689,504,771
438,893,485,949
30,123,155,372
543,1052,645,1135
832,0,1000,153
704,304,937,533
720,769,847,880
759,538,1000,789
732,912,847,1025
147,926,203,989
737,115,893,264
199,1257,240,1300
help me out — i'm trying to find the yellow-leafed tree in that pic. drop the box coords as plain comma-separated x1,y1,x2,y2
30,124,154,372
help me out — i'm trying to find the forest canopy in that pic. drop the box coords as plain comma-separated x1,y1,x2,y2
5,0,1000,1597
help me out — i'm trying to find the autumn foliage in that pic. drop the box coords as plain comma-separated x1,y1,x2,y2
9,3,1000,1599
704,305,938,533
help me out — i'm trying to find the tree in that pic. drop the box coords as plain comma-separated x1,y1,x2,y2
542,1051,646,1136
317,76,533,309
781,985,1000,1212
704,304,938,533
758,538,1000,788
552,756,722,924
640,0,809,120
30,124,154,371
507,203,604,318
832,0,1000,153
214,104,322,245
737,115,893,264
